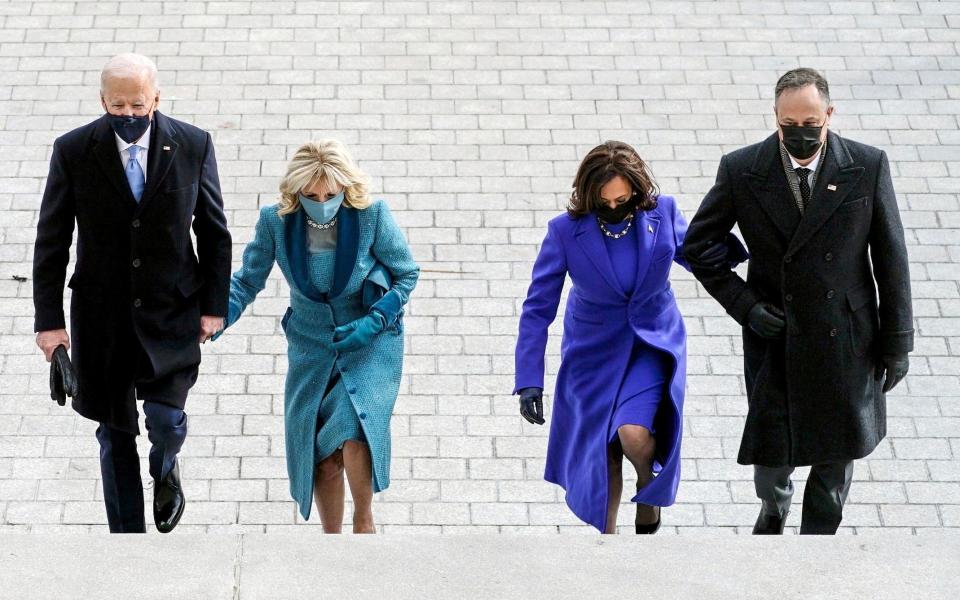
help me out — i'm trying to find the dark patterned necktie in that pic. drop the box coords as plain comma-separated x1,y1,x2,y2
795,167,811,211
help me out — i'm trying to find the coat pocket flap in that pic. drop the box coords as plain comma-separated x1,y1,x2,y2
847,284,875,311
177,273,204,297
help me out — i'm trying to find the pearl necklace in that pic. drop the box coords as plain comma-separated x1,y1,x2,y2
306,216,337,230
597,214,634,240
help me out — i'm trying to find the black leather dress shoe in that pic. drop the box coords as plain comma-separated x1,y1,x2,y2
752,510,787,535
154,461,185,533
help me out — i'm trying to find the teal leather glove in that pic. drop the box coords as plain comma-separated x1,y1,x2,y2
332,310,386,352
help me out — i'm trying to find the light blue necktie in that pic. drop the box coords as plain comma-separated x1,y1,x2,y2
126,145,145,203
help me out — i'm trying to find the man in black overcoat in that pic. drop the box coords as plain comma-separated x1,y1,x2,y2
33,53,232,533
683,68,913,534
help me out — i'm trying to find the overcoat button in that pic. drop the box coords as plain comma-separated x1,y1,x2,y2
132,258,141,268
784,256,792,263
785,294,793,302
824,252,833,261
829,328,838,337
133,298,142,308
826,290,835,299
131,219,140,228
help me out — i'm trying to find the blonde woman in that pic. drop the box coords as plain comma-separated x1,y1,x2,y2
214,140,419,533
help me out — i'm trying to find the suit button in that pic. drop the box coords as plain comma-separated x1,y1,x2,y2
785,294,793,302
132,259,141,268
131,219,140,228
824,252,833,261
829,328,838,337
826,290,835,299
133,298,142,308
784,256,792,264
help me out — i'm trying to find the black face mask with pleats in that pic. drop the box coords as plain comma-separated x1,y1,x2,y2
780,124,823,160
596,195,640,224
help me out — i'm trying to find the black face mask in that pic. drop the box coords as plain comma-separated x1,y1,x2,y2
780,124,824,160
106,109,152,144
596,195,639,224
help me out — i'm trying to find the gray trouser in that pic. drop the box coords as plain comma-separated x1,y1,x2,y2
754,461,854,535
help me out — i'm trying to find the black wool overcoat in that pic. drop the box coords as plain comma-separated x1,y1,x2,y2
33,112,232,433
683,131,913,467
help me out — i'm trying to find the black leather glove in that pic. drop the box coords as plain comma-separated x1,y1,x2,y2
747,302,786,339
876,353,909,393
49,345,79,406
518,387,544,425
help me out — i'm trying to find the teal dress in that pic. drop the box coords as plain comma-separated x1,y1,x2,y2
306,226,365,463
217,200,419,520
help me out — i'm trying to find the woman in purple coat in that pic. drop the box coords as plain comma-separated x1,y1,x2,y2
514,141,741,533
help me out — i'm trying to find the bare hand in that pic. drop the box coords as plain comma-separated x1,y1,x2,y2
37,329,70,362
199,315,224,344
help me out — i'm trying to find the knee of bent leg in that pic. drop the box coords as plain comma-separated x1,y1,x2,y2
618,425,655,462
316,452,344,481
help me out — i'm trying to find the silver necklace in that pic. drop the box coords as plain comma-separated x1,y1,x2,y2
597,214,634,240
306,216,337,230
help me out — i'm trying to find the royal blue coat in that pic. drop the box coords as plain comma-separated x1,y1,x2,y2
218,201,419,520
514,195,692,532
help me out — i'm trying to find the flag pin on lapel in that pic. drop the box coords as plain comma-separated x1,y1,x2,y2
827,184,837,191
163,145,171,151
647,224,654,233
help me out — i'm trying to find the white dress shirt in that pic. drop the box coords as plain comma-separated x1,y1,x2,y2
114,124,151,183
788,145,822,188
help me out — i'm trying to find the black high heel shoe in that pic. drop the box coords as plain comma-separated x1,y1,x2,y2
635,504,661,534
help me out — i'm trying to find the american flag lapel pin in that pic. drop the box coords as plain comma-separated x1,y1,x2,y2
163,145,171,151
827,184,837,191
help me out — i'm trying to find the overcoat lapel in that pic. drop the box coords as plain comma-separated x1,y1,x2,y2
91,116,137,207
744,133,801,243
137,111,179,213
633,209,662,295
574,216,627,300
283,208,327,302
786,132,864,256
330,206,360,299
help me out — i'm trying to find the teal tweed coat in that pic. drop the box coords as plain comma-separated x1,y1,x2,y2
219,200,419,520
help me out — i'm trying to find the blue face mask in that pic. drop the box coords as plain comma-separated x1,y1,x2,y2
299,191,344,224
105,102,154,144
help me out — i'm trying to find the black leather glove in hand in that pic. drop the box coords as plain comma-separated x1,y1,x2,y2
49,345,79,406
518,387,545,425
876,353,909,393
697,242,729,270
747,302,786,339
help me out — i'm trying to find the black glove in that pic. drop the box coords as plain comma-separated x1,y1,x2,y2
747,302,785,339
876,353,909,393
692,234,750,270
49,345,79,406
518,387,544,425
697,242,729,270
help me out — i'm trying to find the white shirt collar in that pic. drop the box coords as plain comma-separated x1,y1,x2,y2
788,144,822,173
114,123,152,153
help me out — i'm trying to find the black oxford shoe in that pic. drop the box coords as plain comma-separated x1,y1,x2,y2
752,510,787,535
153,461,185,534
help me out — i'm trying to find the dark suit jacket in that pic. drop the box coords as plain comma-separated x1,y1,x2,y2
683,131,913,467
33,111,232,431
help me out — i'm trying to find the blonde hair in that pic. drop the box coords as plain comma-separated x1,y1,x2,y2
277,139,372,216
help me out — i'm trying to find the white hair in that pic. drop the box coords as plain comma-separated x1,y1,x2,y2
100,53,159,93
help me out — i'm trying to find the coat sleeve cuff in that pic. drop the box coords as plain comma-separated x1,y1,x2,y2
878,329,914,356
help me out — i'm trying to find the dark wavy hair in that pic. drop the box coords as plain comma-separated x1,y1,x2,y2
567,140,659,217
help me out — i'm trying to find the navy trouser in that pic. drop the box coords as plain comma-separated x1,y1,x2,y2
96,401,187,533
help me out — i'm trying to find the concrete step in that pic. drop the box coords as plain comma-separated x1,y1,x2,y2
1,533,957,599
